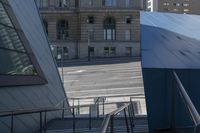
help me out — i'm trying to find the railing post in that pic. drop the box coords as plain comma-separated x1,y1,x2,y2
97,100,99,118
78,98,80,115
44,111,47,133
103,98,105,116
72,107,75,133
89,106,92,130
40,112,43,133
130,99,135,127
62,101,65,119
110,115,114,133
124,108,130,133
11,113,13,133
170,77,176,130
195,125,200,133
128,106,134,133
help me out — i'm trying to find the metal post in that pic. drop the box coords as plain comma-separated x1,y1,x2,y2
89,106,92,130
11,113,13,133
44,111,47,133
103,98,105,116
61,47,64,84
124,108,130,133
73,107,75,133
128,106,134,133
195,125,200,133
88,31,91,61
130,100,135,126
130,103,135,127
97,100,99,118
88,46,91,61
170,75,176,131
78,98,80,115
110,115,114,133
62,101,65,119
40,112,43,133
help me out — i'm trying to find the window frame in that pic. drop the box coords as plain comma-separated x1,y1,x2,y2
57,19,69,40
104,17,116,40
0,0,47,86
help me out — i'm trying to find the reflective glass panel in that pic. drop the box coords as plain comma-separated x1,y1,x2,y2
0,2,13,27
0,24,25,52
0,49,37,75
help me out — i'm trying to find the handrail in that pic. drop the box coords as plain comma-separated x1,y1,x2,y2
0,107,63,117
173,71,200,132
110,103,130,116
98,103,132,133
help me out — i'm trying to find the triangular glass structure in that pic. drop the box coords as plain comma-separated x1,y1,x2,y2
0,1,47,86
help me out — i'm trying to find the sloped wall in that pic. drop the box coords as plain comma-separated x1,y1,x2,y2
0,0,71,132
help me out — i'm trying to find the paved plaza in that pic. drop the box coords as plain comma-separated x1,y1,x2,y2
58,58,147,115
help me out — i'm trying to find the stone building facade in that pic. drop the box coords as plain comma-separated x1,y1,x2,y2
36,0,144,59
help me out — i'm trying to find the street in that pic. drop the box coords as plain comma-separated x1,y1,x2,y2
58,58,146,114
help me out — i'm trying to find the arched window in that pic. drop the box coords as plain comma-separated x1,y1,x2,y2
57,20,68,40
104,17,116,40
43,19,48,35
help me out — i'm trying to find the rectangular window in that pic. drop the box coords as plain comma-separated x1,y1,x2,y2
125,30,131,41
104,47,109,56
125,47,132,56
89,47,94,57
103,0,116,6
125,16,131,24
87,16,94,24
57,0,68,8
107,29,112,40
89,0,93,6
125,0,130,7
104,47,116,56
36,0,48,8
110,47,116,56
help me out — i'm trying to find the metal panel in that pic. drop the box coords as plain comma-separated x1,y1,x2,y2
141,12,200,69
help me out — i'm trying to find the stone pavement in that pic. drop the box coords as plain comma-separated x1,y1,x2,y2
58,57,147,115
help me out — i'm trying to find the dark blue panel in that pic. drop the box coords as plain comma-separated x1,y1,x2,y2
141,12,200,133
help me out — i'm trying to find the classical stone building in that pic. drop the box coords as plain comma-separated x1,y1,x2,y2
146,0,200,15
36,0,144,59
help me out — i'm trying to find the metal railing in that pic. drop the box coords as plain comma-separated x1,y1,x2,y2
0,95,140,133
173,71,200,133
0,96,72,133
98,98,135,133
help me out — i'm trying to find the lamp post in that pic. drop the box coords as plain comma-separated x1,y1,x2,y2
88,30,91,61
57,46,64,84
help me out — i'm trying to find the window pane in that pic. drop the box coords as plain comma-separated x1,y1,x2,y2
104,29,106,40
0,49,37,75
0,3,13,27
0,24,26,52
107,29,112,40
125,30,131,40
104,47,109,56
110,47,116,55
125,0,130,7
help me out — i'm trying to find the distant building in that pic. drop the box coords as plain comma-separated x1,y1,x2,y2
36,0,144,60
146,0,200,15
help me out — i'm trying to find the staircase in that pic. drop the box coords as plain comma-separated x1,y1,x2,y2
45,116,148,133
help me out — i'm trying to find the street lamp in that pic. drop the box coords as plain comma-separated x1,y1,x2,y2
88,30,91,61
57,46,64,84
